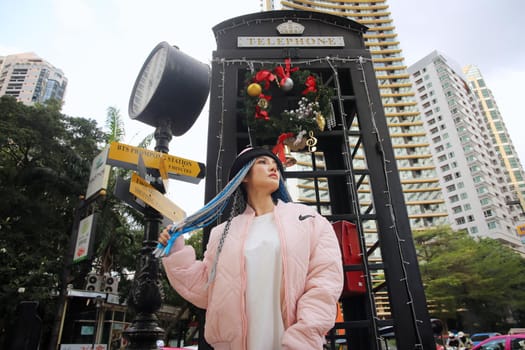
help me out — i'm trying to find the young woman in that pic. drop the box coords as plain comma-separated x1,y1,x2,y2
157,147,343,349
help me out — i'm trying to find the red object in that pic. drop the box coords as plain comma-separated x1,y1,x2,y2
332,221,366,295
302,75,317,95
254,70,275,90
272,132,295,163
471,334,525,350
274,58,299,86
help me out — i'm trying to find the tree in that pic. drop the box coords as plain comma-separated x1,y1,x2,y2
0,96,104,347
105,106,125,144
413,226,525,332
0,97,199,347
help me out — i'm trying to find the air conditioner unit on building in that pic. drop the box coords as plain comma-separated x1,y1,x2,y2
85,272,103,291
103,273,119,294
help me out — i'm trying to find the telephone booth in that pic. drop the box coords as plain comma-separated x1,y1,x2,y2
203,10,436,350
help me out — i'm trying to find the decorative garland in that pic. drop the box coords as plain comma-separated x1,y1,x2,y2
242,58,333,162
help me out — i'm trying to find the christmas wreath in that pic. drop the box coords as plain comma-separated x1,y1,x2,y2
242,59,333,161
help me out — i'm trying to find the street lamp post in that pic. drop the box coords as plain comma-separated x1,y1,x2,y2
122,123,172,349
123,42,210,349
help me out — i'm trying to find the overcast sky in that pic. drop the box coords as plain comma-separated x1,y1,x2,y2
1,0,524,213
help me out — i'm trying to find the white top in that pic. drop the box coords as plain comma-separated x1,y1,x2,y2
244,212,284,350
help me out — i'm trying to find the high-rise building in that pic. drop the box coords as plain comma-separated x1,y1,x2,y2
408,51,525,254
280,0,448,229
0,52,67,105
463,65,525,224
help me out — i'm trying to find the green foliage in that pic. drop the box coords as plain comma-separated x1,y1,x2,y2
0,96,104,344
243,67,333,143
185,229,204,260
105,106,125,144
0,97,149,348
414,226,525,330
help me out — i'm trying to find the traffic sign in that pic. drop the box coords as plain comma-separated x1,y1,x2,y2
107,142,205,184
129,172,186,223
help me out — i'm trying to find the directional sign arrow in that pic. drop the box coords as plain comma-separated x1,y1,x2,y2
107,141,205,184
129,172,186,223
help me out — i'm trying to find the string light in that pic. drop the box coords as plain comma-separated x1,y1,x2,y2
357,56,426,347
211,54,426,348
326,56,381,349
216,59,227,194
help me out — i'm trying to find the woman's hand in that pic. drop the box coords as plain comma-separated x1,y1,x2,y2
158,225,172,246
157,224,185,255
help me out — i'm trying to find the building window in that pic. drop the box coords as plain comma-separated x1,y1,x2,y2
455,217,466,225
480,198,491,205
452,206,462,214
477,186,487,194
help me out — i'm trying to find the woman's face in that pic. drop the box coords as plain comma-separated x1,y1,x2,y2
243,156,280,195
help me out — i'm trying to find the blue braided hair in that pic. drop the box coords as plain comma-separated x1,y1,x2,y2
154,147,291,259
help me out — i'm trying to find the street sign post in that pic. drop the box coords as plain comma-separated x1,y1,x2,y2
107,142,205,184
129,172,186,223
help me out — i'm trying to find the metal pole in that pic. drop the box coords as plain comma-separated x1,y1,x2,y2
123,121,171,349
92,296,103,349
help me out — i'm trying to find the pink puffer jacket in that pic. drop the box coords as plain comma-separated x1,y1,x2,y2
162,200,344,349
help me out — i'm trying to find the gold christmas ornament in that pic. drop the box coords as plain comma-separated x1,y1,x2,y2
306,131,318,153
257,98,269,109
247,83,262,97
316,113,326,132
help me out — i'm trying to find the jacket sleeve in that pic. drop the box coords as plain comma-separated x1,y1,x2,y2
161,226,221,309
282,214,344,349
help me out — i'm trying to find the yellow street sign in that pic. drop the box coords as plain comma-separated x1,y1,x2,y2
107,142,205,184
159,156,170,192
129,172,186,223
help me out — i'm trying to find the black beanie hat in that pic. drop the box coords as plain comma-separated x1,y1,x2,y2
228,147,284,180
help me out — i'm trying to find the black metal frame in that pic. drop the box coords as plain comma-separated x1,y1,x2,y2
204,10,435,350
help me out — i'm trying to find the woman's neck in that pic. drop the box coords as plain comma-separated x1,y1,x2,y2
247,193,275,216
